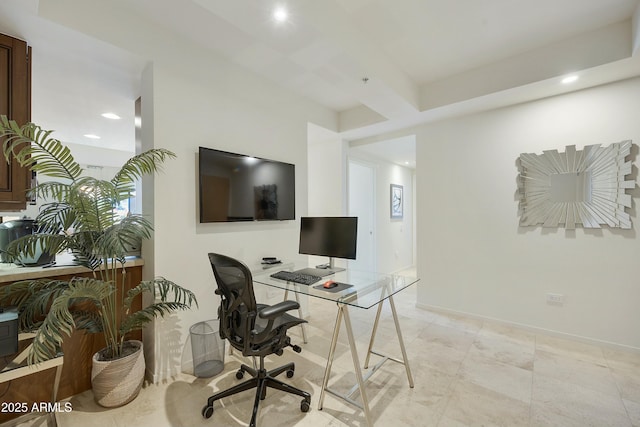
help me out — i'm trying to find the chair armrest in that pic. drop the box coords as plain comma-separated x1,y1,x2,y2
258,300,300,320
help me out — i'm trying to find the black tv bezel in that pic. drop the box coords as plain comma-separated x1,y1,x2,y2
198,146,296,223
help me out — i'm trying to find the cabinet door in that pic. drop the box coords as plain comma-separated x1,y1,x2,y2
0,33,31,211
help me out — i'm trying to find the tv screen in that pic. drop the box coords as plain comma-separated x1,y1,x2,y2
199,147,295,223
298,217,358,260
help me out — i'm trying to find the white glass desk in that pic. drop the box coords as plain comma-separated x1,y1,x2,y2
253,266,418,427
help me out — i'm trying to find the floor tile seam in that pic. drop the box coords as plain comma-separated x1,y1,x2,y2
529,368,634,427
432,318,485,427
527,334,537,425
534,335,609,367
431,373,460,427
604,352,637,426
473,330,537,354
530,393,635,427
531,357,631,403
462,345,536,384
604,355,640,402
528,396,608,427
456,362,534,411
467,330,536,364
620,399,639,427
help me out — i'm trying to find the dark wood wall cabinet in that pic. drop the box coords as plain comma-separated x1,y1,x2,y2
0,33,31,212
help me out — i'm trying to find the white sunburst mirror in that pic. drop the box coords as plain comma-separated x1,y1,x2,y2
517,140,634,229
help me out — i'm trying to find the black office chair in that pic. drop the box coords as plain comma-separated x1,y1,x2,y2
202,253,311,427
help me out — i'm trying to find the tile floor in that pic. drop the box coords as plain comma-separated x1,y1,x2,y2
15,278,640,427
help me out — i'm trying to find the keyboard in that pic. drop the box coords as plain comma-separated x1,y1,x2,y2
269,270,322,285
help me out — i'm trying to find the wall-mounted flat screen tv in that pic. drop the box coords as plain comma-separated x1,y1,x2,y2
199,147,295,223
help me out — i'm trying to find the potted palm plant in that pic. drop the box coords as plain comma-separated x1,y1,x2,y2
0,116,197,407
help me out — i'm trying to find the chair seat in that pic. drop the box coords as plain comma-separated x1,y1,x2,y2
254,303,306,335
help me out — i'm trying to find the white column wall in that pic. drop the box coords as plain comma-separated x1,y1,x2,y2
308,137,347,216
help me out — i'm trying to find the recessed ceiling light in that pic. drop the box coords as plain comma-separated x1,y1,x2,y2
273,6,288,22
101,112,121,120
84,134,101,140
562,75,578,84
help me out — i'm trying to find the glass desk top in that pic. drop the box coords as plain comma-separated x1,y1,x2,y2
253,265,419,309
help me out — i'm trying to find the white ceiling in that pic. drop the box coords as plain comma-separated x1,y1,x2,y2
1,0,639,167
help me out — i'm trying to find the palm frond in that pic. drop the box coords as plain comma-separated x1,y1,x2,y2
0,116,82,180
0,280,34,307
66,177,121,233
112,149,175,187
67,242,102,271
36,202,77,234
30,181,73,203
0,279,71,332
97,215,152,258
120,277,197,336
73,310,104,333
27,277,114,364
5,234,65,264
124,277,197,312
119,302,193,336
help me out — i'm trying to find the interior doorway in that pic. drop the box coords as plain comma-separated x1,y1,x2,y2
348,160,376,272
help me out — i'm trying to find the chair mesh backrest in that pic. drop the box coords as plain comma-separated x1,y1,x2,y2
208,253,257,345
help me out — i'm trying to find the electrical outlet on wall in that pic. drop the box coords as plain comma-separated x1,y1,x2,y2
546,293,565,306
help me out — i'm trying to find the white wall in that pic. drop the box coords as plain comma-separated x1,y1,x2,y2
139,57,336,380
413,76,640,350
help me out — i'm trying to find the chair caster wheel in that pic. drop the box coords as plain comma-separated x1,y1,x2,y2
286,369,294,378
300,399,310,413
236,370,244,380
202,405,214,419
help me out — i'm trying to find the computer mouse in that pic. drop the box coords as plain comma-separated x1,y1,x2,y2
323,280,338,289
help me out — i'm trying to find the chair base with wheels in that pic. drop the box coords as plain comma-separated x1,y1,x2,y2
201,346,311,427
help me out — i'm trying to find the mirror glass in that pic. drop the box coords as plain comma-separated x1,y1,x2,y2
549,172,591,203
517,141,633,229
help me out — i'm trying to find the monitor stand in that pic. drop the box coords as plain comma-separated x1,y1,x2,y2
297,257,344,277
313,257,345,273
327,257,345,273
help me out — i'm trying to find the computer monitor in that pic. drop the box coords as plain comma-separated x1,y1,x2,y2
298,216,357,274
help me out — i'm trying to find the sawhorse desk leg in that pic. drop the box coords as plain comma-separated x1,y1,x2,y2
319,303,373,426
364,295,414,387
318,295,414,427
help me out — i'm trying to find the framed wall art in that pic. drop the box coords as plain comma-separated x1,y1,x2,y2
391,184,403,219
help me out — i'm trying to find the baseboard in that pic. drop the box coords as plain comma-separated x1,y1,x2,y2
415,302,640,354
145,366,160,384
